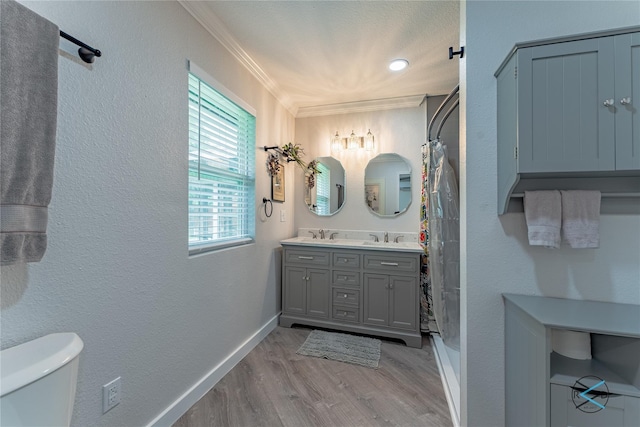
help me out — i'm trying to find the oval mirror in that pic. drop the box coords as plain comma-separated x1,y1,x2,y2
304,156,346,216
364,153,411,216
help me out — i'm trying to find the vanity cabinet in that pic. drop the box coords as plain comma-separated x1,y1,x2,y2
363,274,418,330
282,249,330,318
496,27,640,214
280,244,422,348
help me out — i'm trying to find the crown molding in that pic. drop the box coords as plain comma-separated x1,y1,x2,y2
178,0,298,117
296,95,426,118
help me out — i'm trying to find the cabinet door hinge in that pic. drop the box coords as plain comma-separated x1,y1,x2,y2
514,66,517,79
514,146,518,159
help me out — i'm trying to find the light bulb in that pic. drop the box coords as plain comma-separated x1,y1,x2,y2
364,129,374,151
348,131,359,150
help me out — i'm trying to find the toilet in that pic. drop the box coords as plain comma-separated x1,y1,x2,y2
1,333,84,427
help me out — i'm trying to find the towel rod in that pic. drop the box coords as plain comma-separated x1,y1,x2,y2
511,192,640,198
59,30,101,63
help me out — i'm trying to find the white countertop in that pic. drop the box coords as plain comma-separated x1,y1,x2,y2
280,236,424,253
503,293,640,338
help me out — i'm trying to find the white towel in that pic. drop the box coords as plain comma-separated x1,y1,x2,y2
524,191,561,248
561,190,600,248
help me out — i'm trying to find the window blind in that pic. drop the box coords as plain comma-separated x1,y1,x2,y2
315,163,330,215
188,73,255,253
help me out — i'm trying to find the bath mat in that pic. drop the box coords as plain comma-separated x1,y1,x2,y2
296,330,381,368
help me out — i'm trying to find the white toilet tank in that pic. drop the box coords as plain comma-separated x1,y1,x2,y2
1,333,84,427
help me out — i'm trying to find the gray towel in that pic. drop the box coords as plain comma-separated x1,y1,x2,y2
1,0,59,265
560,190,601,248
524,190,561,248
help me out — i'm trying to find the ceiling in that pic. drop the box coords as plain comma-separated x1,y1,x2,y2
180,1,460,117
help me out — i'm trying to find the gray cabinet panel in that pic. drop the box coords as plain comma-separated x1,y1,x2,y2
285,249,329,266
332,305,359,323
332,287,359,307
283,266,306,315
332,270,360,287
363,254,418,273
333,252,360,269
615,32,640,170
307,268,330,318
522,38,615,172
363,273,389,326
389,276,418,330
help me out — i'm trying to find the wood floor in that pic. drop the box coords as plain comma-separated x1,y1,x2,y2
173,326,452,427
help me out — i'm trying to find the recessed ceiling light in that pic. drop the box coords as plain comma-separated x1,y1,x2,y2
389,59,409,71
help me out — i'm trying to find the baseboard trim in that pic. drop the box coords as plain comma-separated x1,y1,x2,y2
146,314,280,427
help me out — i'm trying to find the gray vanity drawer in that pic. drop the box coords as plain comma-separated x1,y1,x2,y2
285,249,330,266
363,254,418,273
333,252,360,269
332,288,360,306
332,305,359,323
332,270,360,287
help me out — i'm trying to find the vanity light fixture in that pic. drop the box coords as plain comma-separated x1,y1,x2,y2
330,130,375,153
389,58,409,71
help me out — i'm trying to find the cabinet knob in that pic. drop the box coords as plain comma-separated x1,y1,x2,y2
344,294,348,298
603,99,614,107
620,97,632,105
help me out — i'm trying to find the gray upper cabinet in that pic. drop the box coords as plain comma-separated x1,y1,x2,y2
496,27,640,214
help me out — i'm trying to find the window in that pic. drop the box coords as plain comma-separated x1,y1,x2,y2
188,64,256,254
315,162,330,215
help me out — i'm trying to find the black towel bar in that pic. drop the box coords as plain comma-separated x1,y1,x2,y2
59,30,101,63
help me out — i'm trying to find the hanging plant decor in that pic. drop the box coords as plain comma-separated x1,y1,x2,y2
266,153,281,177
281,142,307,169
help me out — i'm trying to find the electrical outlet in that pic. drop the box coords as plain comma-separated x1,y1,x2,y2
280,209,286,222
102,377,121,413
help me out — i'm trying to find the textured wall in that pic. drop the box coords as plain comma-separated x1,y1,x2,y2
0,1,294,426
294,106,426,234
462,1,640,426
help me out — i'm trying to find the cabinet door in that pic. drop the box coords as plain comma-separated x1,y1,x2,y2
306,268,330,318
389,275,418,330
363,273,389,326
518,38,616,172
614,32,640,170
283,266,306,315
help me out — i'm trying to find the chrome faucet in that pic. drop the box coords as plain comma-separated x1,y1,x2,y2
308,230,317,239
319,229,326,239
329,232,339,240
383,231,389,243
394,235,404,243
369,233,379,242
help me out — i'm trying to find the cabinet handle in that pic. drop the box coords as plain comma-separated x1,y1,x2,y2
380,262,399,266
298,256,314,260
620,97,632,105
603,99,614,107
